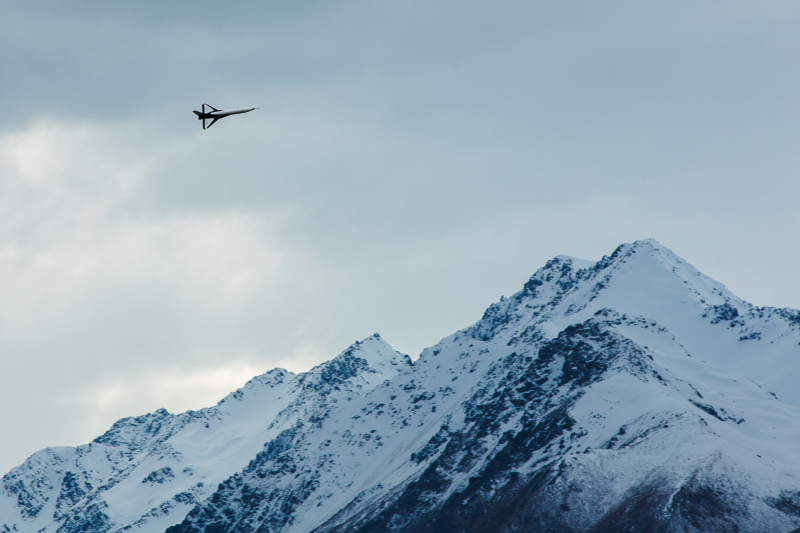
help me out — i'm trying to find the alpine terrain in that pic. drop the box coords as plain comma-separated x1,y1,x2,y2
3,239,800,533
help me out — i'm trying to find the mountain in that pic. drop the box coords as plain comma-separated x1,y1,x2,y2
0,336,410,533
4,239,800,533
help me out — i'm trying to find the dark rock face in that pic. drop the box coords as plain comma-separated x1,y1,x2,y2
54,472,92,520
769,491,800,519
142,467,176,485
588,474,747,533
56,503,111,533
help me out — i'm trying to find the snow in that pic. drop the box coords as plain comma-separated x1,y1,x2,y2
0,336,410,533
3,239,800,533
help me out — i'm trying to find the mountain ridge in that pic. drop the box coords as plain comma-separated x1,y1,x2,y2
1,335,409,533
3,239,800,533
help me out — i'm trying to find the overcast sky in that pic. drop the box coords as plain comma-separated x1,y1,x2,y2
2,1,800,473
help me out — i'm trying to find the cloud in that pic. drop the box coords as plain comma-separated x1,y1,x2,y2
0,120,333,470
79,361,269,432
3,1,800,475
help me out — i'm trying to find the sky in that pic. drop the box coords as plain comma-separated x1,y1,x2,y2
2,1,800,474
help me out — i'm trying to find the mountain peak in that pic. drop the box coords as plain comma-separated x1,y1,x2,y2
464,239,800,407
552,254,595,270
610,238,691,267
296,334,411,395
628,236,665,250
336,333,411,371
467,241,682,341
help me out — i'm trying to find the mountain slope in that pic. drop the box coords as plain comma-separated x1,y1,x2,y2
166,310,800,533
0,335,410,533
4,239,800,533
469,239,800,405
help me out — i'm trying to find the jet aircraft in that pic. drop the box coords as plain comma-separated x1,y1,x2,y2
193,104,257,130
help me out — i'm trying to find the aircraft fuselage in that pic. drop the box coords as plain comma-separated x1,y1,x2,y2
193,104,257,129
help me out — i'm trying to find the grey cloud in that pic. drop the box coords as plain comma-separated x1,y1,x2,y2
2,1,800,474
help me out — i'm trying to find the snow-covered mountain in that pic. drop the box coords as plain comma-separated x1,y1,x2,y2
4,239,800,533
0,337,411,533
